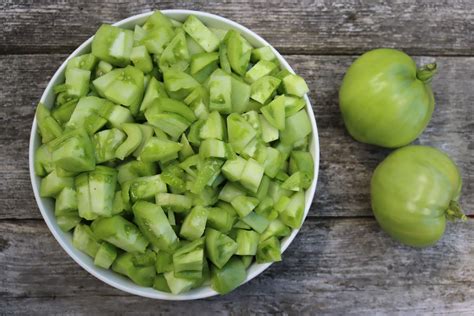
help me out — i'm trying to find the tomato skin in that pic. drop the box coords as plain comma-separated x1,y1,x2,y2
371,145,462,247
339,48,436,148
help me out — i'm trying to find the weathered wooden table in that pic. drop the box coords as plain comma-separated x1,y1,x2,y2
1,1,473,314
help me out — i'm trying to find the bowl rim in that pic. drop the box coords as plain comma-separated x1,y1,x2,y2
29,9,320,300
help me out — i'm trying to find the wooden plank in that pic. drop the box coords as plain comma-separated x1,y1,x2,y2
0,54,472,219
1,0,473,56
1,218,474,314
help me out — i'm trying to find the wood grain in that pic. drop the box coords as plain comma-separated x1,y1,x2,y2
1,0,473,56
1,218,473,314
1,54,472,219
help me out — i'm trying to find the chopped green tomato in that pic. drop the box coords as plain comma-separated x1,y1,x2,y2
133,124,155,157
117,160,157,184
132,250,157,267
241,255,253,269
94,242,118,269
245,60,278,84
112,252,156,287
187,119,205,146
231,195,259,218
155,251,173,273
39,169,74,198
51,99,78,126
207,204,237,233
230,76,251,113
250,76,281,104
92,215,149,253
140,77,168,112
34,144,54,177
209,69,232,114
159,29,190,72
218,182,246,203
260,95,286,130
130,45,153,73
163,70,200,100
47,130,89,169
222,156,247,182
112,191,124,215
92,66,144,115
93,128,126,163
282,74,309,97
289,151,314,189
240,158,264,193
67,53,98,72
227,113,256,154
65,68,91,97
132,201,179,252
75,166,117,219
255,196,275,219
186,34,205,55
36,103,63,143
241,211,269,233
211,257,246,294
281,171,302,191
105,105,133,129
199,139,226,158
55,187,77,216
235,229,259,255
219,42,232,74
73,224,101,257
190,186,219,207
260,219,291,242
95,60,113,77
226,30,252,76
180,206,208,240
160,163,186,192
173,238,204,276
200,110,225,140
184,86,209,120
190,52,219,82
163,271,195,294
254,174,271,201
139,137,183,162
36,11,314,294
92,24,134,67
115,123,143,160
256,236,281,263
279,191,305,229
145,111,191,139
259,114,279,143
56,213,81,232
280,109,312,145
191,158,224,194
153,274,171,293
284,95,306,117
205,228,238,268
155,193,192,212
126,175,166,202
183,15,220,53
251,46,276,62
274,195,291,214
179,134,195,160
65,96,112,134
143,11,173,31
146,97,196,123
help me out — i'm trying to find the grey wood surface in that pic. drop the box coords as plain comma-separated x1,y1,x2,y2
0,0,473,314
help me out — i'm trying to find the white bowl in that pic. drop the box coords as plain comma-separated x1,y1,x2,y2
29,9,320,300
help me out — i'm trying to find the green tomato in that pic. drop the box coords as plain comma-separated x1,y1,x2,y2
339,48,437,148
371,145,465,247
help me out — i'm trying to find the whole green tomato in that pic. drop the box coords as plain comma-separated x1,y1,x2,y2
371,145,465,247
339,48,437,148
